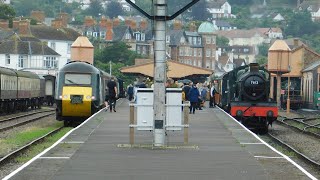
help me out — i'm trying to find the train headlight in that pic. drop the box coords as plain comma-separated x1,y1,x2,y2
91,96,96,100
267,110,274,117
63,95,68,99
59,95,62,99
86,95,91,100
236,110,243,117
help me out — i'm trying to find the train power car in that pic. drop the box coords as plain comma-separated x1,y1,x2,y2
55,61,114,126
217,63,278,134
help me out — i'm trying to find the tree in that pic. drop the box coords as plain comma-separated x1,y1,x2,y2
216,36,229,47
105,1,124,19
13,0,40,16
188,0,210,21
285,10,319,37
258,44,269,56
228,0,253,6
86,0,104,18
0,4,16,20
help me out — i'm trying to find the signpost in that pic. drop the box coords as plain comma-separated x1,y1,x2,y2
125,0,199,147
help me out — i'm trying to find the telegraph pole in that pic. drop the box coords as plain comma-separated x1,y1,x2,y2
125,0,199,147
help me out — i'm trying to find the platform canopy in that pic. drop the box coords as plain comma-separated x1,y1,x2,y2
120,60,213,79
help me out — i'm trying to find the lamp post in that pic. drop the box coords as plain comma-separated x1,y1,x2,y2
109,60,112,76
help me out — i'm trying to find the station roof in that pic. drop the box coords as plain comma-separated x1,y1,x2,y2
120,60,213,78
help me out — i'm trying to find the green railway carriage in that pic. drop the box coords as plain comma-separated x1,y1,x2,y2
55,61,114,126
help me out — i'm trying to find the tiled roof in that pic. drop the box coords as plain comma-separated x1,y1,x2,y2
30,25,80,41
298,1,320,11
215,20,231,27
19,36,41,42
120,60,213,78
218,54,229,66
216,29,263,39
255,28,282,35
302,60,320,72
207,0,227,9
0,28,14,41
269,40,291,51
0,39,60,55
112,25,132,41
168,30,184,46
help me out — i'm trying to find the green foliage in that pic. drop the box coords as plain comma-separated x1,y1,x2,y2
105,1,124,19
284,10,319,37
216,36,229,47
187,0,211,21
258,44,269,56
94,42,142,86
0,4,16,20
85,0,104,18
229,0,253,6
256,55,267,65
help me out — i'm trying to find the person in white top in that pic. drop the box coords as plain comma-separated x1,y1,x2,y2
209,83,216,108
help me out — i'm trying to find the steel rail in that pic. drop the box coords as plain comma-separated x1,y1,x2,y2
267,133,320,169
0,126,63,166
0,110,55,123
0,112,55,133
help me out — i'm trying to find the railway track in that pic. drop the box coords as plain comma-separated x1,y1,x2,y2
0,110,56,132
267,132,320,169
0,126,63,166
278,114,320,136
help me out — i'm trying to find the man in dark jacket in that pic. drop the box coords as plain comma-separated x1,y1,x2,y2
188,84,200,114
182,82,191,101
107,77,118,112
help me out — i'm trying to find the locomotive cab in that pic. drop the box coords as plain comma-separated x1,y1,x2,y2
55,61,107,125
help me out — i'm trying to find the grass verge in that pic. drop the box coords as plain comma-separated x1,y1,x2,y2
15,127,72,163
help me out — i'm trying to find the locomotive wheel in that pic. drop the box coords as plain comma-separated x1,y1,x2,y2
64,120,70,127
260,120,269,134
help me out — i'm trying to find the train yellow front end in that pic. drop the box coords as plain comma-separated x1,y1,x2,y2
61,86,92,117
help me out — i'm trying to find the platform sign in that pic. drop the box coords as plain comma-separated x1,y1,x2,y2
166,88,183,130
136,88,153,130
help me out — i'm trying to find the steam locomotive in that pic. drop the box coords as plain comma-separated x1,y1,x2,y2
216,63,278,133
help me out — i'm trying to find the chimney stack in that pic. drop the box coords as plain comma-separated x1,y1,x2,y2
0,20,9,29
140,19,147,30
100,16,108,28
12,20,19,30
31,10,45,23
125,18,132,27
293,38,299,47
113,18,120,27
18,20,30,35
57,13,69,28
189,22,196,32
173,20,182,30
52,18,63,29
84,16,95,27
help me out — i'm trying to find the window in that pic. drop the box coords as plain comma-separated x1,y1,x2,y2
193,49,197,56
5,54,10,65
198,50,202,57
193,37,196,45
197,37,201,45
166,36,170,43
206,49,211,57
44,57,57,69
93,32,98,37
244,48,249,53
206,37,211,44
141,33,145,41
100,31,106,39
125,33,131,40
179,48,183,56
50,42,56,51
18,55,26,68
65,73,91,85
67,44,71,54
135,33,140,41
87,31,92,36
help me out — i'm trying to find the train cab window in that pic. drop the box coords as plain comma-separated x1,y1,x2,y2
65,73,91,85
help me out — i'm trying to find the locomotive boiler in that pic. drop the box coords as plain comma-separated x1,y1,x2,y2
217,63,278,133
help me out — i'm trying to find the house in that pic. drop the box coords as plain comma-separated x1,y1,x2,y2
268,13,285,22
0,36,61,74
301,60,320,108
1,0,10,4
207,0,236,19
297,1,320,21
213,20,236,30
255,27,283,43
168,21,217,70
63,0,90,9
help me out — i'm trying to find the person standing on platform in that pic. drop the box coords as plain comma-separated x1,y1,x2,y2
107,77,118,112
209,83,216,108
127,84,134,101
188,84,200,114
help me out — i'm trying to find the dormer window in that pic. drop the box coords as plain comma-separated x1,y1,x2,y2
87,31,92,36
136,33,141,41
125,33,131,40
141,33,145,41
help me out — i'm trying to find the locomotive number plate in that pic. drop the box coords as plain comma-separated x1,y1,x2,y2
70,95,83,104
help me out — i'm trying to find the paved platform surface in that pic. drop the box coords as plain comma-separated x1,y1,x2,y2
5,99,315,180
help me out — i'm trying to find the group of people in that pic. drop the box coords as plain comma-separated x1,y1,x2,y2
182,82,216,114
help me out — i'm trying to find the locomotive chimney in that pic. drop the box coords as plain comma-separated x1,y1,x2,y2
249,63,259,72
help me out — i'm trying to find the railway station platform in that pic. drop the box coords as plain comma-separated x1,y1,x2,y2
4,99,316,180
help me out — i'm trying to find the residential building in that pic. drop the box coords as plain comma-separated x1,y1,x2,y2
207,0,236,19
0,36,60,74
168,21,217,70
1,0,10,4
297,1,320,21
255,28,283,43
213,20,236,30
